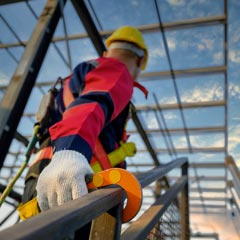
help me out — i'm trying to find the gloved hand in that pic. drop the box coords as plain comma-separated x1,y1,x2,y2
36,150,93,211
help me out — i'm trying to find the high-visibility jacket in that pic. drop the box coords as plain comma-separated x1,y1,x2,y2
31,57,147,172
29,57,148,174
50,57,133,161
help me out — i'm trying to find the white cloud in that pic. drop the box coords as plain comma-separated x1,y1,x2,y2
159,96,176,104
167,38,176,50
152,83,223,104
229,82,240,99
181,85,223,102
180,36,215,57
237,160,240,167
197,38,217,52
211,138,225,147
201,38,214,50
173,136,187,148
147,117,158,129
228,136,240,150
228,125,240,150
150,48,165,58
228,150,240,168
229,50,240,63
131,0,138,6
198,0,208,3
0,71,10,86
213,52,223,64
163,111,178,120
227,126,240,167
167,0,185,6
231,32,240,43
190,135,224,148
181,40,190,49
197,44,205,51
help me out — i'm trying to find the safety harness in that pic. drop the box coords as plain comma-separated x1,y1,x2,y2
18,74,148,220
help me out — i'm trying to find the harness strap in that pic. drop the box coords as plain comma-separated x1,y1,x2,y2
29,140,136,173
63,75,74,108
29,141,113,173
133,81,148,99
30,146,53,167
91,139,112,170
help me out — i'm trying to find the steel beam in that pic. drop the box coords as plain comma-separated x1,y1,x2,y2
136,147,226,154
136,157,188,187
140,65,226,79
223,0,228,155
138,15,226,31
190,197,228,201
190,163,226,168
227,182,240,213
0,16,226,49
172,176,226,182
181,161,190,240
0,65,225,89
0,0,25,5
190,210,226,215
0,0,67,169
128,126,226,135
128,163,226,168
130,103,160,166
190,188,226,193
225,155,240,198
71,0,106,56
191,233,219,239
190,204,226,209
135,100,226,111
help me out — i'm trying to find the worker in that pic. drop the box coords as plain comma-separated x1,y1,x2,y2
21,25,148,236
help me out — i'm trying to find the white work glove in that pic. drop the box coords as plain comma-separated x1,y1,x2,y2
36,150,93,211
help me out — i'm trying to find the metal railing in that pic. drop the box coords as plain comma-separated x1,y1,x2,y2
0,157,189,240
226,155,240,197
225,155,240,214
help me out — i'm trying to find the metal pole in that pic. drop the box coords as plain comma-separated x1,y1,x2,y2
225,155,240,198
181,161,190,240
0,0,67,169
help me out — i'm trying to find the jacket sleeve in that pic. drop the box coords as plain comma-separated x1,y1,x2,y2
49,57,134,162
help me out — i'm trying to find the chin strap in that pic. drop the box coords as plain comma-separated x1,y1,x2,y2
133,81,148,99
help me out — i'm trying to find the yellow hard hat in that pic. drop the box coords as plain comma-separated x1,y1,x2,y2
105,26,148,70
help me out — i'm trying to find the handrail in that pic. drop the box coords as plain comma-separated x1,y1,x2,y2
0,188,123,240
121,176,188,240
137,157,187,188
225,155,240,198
0,157,189,240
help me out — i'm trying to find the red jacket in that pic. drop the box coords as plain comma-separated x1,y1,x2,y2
49,57,134,162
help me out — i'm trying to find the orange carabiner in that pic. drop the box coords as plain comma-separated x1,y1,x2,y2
87,168,142,223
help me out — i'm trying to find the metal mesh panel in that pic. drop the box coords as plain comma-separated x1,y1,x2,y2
146,200,181,240
1,148,26,193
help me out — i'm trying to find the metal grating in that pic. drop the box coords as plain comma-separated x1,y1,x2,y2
146,201,181,240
